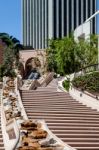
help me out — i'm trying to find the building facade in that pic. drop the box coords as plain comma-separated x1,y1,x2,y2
22,0,97,49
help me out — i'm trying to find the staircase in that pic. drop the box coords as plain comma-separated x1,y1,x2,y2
36,79,58,92
0,91,5,150
21,89,99,150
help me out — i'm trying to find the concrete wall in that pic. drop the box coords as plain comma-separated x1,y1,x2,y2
74,21,90,42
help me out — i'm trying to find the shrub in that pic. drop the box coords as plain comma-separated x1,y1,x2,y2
63,79,70,91
0,65,5,81
3,68,17,78
72,71,99,93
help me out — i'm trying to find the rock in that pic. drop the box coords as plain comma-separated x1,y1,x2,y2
17,146,38,150
28,129,47,139
21,120,37,128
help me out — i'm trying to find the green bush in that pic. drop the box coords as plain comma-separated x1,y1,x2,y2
0,65,5,81
72,71,99,93
46,34,98,75
63,79,70,91
3,68,17,78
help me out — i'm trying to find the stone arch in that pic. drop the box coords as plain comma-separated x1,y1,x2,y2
25,57,41,77
19,50,46,76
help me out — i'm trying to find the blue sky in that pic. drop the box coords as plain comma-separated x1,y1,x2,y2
0,0,21,42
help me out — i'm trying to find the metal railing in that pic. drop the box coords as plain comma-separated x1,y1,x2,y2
74,63,99,77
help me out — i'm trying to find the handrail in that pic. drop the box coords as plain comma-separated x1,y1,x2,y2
74,63,99,77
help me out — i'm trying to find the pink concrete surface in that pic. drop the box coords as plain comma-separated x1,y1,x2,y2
19,49,46,73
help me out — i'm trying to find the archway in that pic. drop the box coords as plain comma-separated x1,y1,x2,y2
25,57,41,79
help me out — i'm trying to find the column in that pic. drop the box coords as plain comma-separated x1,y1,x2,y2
71,0,74,30
42,0,45,49
45,0,47,48
56,0,59,38
90,0,92,33
86,0,88,19
67,0,69,35
39,0,42,48
30,0,33,46
76,0,79,27
38,0,41,49
61,0,64,37
81,0,84,24
23,0,27,46
96,0,99,34
33,0,36,48
48,0,53,39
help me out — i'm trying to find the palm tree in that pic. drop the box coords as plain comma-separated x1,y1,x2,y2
0,33,23,55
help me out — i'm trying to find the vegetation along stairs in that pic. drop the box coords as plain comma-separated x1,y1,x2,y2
21,89,99,150
0,90,5,150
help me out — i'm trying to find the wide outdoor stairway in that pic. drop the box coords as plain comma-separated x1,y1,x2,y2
21,90,99,150
0,91,5,150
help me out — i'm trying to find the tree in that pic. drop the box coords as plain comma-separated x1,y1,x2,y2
46,34,98,75
0,33,23,60
55,37,76,75
2,47,16,77
0,33,23,77
47,37,81,75
46,39,58,72
75,36,97,68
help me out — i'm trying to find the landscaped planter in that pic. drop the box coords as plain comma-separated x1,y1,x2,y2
58,75,99,111
72,71,99,97
17,120,66,150
1,77,21,150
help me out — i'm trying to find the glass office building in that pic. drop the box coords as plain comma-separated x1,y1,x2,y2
22,0,97,49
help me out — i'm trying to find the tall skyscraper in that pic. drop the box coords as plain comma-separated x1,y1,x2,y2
22,0,97,49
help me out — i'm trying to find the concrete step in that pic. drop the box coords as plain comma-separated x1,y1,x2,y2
55,133,99,138
25,107,97,112
47,126,99,130
65,142,99,147
28,115,99,122
60,138,99,142
24,106,94,110
26,110,99,115
25,109,98,113
75,147,99,150
26,112,99,118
